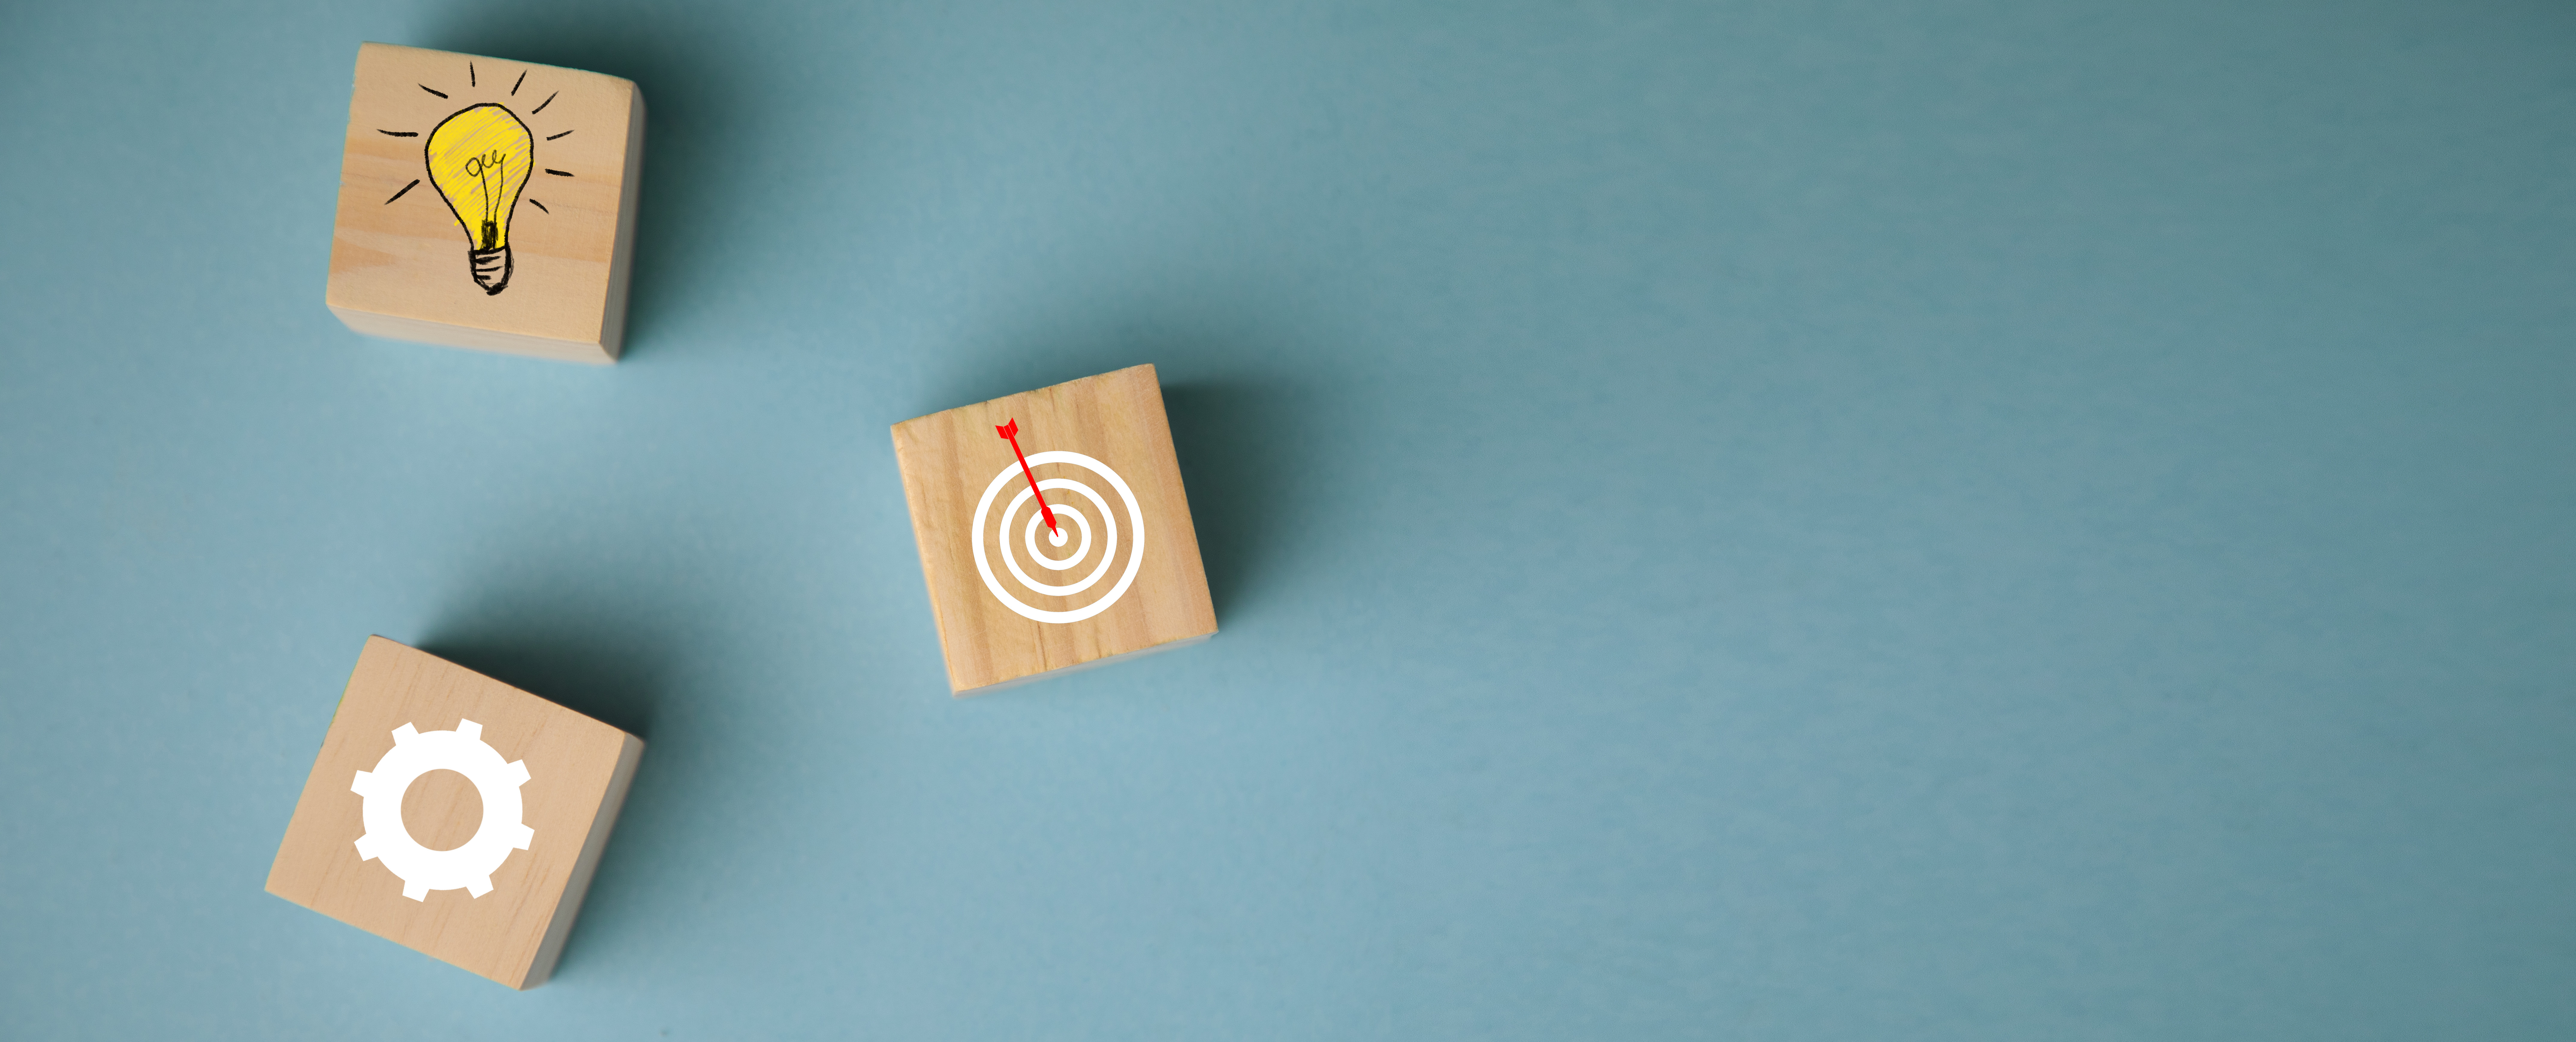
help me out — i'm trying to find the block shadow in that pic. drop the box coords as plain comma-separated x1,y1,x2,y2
1162,379,1315,629
415,626,668,743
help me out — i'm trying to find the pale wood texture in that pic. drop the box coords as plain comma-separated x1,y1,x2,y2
325,43,645,364
893,364,1218,693
266,637,644,989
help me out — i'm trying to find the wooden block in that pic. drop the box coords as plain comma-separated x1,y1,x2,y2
893,364,1219,694
266,636,645,989
325,43,646,364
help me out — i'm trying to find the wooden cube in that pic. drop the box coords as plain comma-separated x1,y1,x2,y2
325,43,646,364
892,364,1219,694
266,636,645,989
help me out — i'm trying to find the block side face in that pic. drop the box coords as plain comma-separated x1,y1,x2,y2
326,43,637,350
267,636,634,987
328,305,615,364
518,732,646,989
892,364,1219,691
891,419,980,692
953,632,1214,696
594,89,646,360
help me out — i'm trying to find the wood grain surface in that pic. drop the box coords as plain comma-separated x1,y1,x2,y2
265,637,643,989
893,364,1218,693
325,43,644,363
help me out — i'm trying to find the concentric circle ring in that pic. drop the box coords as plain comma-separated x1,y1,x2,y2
971,451,1146,623
1024,502,1090,570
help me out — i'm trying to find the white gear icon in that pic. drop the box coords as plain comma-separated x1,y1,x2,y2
349,719,534,901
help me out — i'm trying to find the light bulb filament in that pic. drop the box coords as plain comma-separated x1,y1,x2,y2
460,150,509,247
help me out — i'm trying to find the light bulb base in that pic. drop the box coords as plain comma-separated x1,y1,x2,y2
469,246,513,295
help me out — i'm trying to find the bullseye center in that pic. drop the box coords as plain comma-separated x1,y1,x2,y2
1048,522,1068,547
400,768,483,851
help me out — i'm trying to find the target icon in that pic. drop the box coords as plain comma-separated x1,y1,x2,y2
970,448,1147,624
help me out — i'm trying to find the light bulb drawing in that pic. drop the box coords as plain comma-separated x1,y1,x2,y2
425,104,532,293
377,61,581,296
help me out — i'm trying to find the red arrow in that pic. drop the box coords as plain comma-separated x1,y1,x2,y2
995,418,1058,533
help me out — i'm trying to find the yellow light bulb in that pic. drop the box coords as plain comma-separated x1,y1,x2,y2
423,103,534,295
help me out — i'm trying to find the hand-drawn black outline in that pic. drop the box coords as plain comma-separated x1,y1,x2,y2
382,63,579,297
425,102,533,295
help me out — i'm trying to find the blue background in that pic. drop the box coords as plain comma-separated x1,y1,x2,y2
4,0,2572,1038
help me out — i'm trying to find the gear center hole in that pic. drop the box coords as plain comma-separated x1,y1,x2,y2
400,768,483,852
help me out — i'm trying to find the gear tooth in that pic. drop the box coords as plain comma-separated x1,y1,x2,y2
510,823,535,849
350,769,372,794
392,723,419,745
402,881,427,901
353,833,380,860
467,875,494,898
505,760,530,786
455,719,482,740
